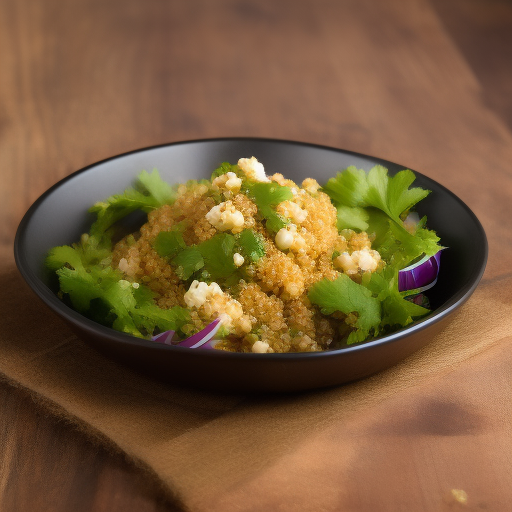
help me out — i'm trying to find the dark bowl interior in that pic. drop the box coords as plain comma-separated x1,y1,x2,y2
14,138,487,392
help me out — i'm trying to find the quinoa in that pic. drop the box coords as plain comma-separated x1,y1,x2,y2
112,158,383,353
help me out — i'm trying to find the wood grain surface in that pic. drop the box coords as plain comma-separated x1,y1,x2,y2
1,1,511,511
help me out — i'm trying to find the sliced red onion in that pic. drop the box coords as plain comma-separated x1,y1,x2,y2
151,330,175,345
398,250,442,292
151,318,222,349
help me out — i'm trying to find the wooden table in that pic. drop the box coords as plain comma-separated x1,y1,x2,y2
1,1,511,510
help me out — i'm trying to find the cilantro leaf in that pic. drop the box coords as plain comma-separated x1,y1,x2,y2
153,229,186,258
46,241,189,338
363,266,430,328
89,170,175,244
236,229,266,262
131,303,190,335
365,166,430,226
336,205,370,231
197,233,237,280
323,166,369,207
47,244,87,272
136,169,175,206
172,247,204,280
246,182,293,233
325,165,442,268
308,274,381,344
375,221,441,268
211,162,240,180
324,165,430,229
166,233,244,283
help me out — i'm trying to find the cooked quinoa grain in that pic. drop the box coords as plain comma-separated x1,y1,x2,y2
48,159,441,352
111,157,385,353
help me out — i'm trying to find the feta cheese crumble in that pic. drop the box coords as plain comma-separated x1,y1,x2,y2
252,340,270,353
237,156,270,182
184,280,252,333
233,252,245,267
277,200,308,224
184,280,224,308
275,224,306,252
205,200,245,233
334,248,381,274
212,172,242,198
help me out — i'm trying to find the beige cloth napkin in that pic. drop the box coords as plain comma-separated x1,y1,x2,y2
1,252,510,511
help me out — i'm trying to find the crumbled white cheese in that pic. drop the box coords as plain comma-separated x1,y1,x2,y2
237,157,270,182
217,298,245,330
183,280,223,308
334,252,358,273
118,257,130,273
302,178,321,194
275,224,306,252
252,340,270,353
212,172,242,198
279,200,308,224
205,200,245,233
233,252,245,267
275,227,294,250
334,248,381,274
184,280,249,332
351,249,381,272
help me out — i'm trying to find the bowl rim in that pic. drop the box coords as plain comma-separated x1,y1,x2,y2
14,136,488,361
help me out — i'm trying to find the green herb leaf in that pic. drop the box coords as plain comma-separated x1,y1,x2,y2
308,274,381,343
323,165,430,228
172,247,204,280
376,221,441,268
197,233,237,280
153,229,186,258
246,182,293,233
236,229,266,262
136,169,176,206
363,266,430,328
47,241,189,337
336,205,370,231
89,170,176,245
323,166,369,207
211,162,240,180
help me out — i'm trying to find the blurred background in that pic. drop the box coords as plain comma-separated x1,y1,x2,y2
2,0,511,261
1,1,511,510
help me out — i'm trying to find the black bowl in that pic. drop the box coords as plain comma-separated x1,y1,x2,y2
14,138,487,392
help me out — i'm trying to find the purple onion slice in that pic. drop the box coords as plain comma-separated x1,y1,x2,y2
151,318,222,349
151,330,175,345
398,250,442,293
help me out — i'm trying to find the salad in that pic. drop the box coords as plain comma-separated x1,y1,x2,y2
46,157,442,353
